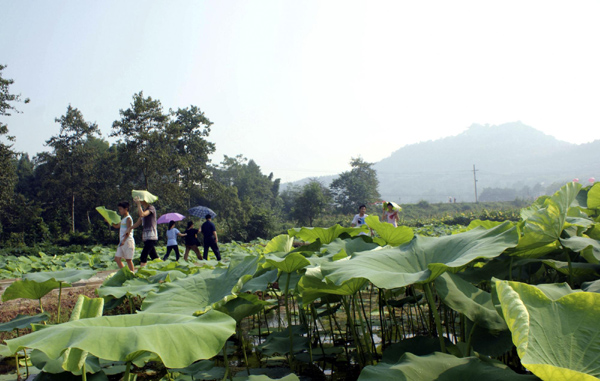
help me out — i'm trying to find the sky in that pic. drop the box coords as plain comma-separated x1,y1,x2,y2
2,1,600,183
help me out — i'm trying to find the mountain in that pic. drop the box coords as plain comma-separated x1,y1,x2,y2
283,122,600,203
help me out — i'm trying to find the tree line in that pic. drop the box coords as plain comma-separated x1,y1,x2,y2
0,66,380,246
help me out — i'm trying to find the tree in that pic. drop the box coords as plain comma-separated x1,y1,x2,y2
292,179,332,226
330,157,380,214
43,105,101,233
0,64,29,212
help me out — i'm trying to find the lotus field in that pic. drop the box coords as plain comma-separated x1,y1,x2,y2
1,182,600,380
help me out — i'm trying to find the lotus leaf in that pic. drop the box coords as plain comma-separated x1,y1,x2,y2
95,206,121,225
288,224,366,244
365,215,414,246
171,360,225,380
588,183,600,210
233,375,300,381
358,352,539,380
7,311,235,369
264,235,294,254
240,269,278,293
560,236,600,264
131,189,158,203
0,313,50,332
322,222,518,289
23,269,96,284
321,238,378,256
142,255,259,315
258,326,309,356
2,279,61,302
265,253,310,274
434,273,506,331
217,293,275,322
97,279,161,299
496,280,600,380
298,268,367,305
582,279,600,293
542,259,600,278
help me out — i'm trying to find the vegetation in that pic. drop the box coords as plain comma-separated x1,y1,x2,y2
0,182,599,380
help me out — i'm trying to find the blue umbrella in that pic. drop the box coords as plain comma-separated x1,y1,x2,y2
188,206,217,219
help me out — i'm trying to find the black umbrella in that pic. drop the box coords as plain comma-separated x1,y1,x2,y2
188,206,217,219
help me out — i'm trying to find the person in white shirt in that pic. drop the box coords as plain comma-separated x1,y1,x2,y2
351,204,373,236
110,201,135,272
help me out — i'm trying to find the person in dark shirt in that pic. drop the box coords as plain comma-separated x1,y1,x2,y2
183,221,202,261
201,214,221,261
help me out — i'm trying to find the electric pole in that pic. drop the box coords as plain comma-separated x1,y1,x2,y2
473,164,479,203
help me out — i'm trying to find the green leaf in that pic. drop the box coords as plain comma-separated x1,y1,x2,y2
364,215,414,246
560,236,600,264
434,273,506,331
288,224,365,244
142,255,259,315
101,267,135,288
234,375,300,381
216,293,275,322
0,313,50,332
542,259,600,278
7,311,235,369
258,326,309,356
264,235,294,254
496,280,600,380
265,253,310,274
298,268,366,305
23,269,96,284
587,183,600,209
2,279,61,302
321,238,378,256
322,222,518,289
97,279,161,299
131,189,158,203
95,206,121,225
358,352,538,380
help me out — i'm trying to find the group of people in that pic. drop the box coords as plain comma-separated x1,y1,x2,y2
351,202,400,236
110,198,220,272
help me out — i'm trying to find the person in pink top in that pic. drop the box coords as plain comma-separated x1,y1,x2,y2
382,202,400,227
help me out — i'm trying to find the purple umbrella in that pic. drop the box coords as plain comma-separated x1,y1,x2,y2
157,212,186,225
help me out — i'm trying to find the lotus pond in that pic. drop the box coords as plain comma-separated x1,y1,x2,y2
1,182,600,380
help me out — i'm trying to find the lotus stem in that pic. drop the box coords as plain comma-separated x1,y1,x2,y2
222,340,231,381
38,298,44,314
15,352,19,380
357,292,375,362
82,362,86,381
424,283,446,353
127,295,134,314
57,282,63,324
564,249,574,288
466,321,477,356
123,361,132,381
284,272,294,366
509,257,514,281
23,348,29,378
342,296,364,367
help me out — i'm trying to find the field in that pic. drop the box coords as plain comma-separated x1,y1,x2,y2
1,182,600,381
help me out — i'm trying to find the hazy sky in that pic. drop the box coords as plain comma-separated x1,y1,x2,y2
2,1,599,183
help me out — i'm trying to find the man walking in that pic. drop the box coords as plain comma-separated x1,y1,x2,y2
201,214,221,261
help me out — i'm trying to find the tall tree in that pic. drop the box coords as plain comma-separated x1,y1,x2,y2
0,64,29,211
292,179,332,226
43,105,101,232
330,157,380,214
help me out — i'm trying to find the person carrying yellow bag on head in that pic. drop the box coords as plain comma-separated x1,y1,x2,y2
382,201,401,227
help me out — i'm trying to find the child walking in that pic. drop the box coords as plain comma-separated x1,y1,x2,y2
163,220,186,261
111,201,135,272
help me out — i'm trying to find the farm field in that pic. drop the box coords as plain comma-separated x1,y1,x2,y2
1,182,600,381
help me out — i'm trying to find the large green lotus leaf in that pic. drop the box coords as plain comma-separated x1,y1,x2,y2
258,326,309,356
434,273,506,332
142,255,259,315
510,241,562,259
216,293,275,322
131,189,158,203
582,279,600,293
560,236,600,264
147,270,187,283
264,234,294,254
0,313,50,332
463,219,507,231
95,206,121,225
24,269,96,284
7,311,235,369
288,224,366,244
233,375,300,381
321,238,378,256
322,222,518,289
241,269,278,293
381,336,452,363
358,352,539,381
298,267,366,305
364,215,414,246
101,267,135,288
97,279,161,299
265,253,310,274
542,259,600,278
2,279,61,301
587,183,600,209
171,360,225,380
518,183,581,250
496,280,600,380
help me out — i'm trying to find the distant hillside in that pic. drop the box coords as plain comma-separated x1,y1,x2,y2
283,122,600,203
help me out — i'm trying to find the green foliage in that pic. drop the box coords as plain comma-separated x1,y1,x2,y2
330,157,380,214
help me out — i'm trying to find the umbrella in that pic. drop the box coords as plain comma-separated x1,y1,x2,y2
132,190,158,204
188,206,217,219
96,206,121,224
157,213,186,225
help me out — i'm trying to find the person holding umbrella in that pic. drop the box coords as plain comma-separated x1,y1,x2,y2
201,214,221,261
163,220,186,261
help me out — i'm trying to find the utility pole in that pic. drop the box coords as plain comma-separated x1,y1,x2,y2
473,164,479,203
